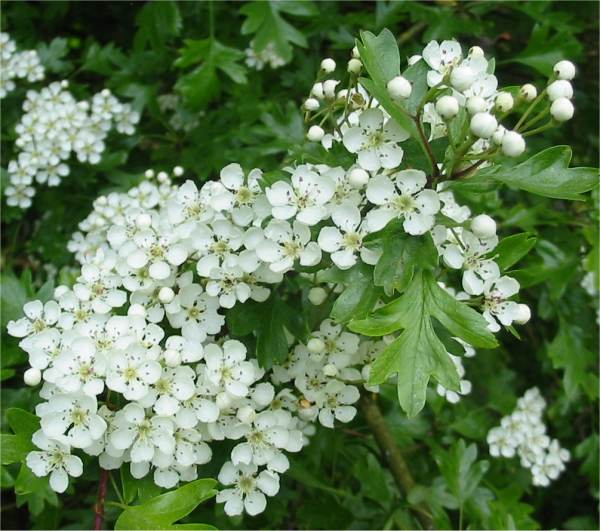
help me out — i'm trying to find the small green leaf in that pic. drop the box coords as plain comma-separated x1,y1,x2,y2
134,0,181,51
493,233,537,270
255,294,290,369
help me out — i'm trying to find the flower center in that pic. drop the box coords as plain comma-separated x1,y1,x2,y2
211,240,230,257
236,186,254,204
394,194,415,213
343,232,362,250
239,475,255,494
32,319,46,333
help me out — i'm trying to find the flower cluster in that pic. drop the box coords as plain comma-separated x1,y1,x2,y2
5,80,139,209
487,388,570,487
0,32,44,99
244,41,285,71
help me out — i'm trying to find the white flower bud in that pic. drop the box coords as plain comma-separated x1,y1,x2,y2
470,112,498,138
407,54,421,65
323,363,338,377
469,46,485,58
307,337,325,354
495,92,514,112
491,125,506,145
348,167,369,187
164,349,181,367
307,125,325,142
519,84,537,102
135,213,152,229
158,286,175,304
144,169,154,178
311,82,324,99
24,368,41,386
513,304,531,325
471,214,496,238
351,46,360,59
237,405,256,424
157,171,169,183
387,75,412,99
336,89,348,101
466,96,487,115
304,98,320,111
547,80,573,101
128,303,146,317
435,95,459,119
344,57,360,74
550,97,574,122
96,195,108,205
501,131,526,157
173,166,184,176
450,65,475,91
320,58,336,73
308,287,327,305
553,60,576,80
323,79,339,99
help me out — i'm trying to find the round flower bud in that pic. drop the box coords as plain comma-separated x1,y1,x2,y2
469,46,485,58
157,171,169,183
547,79,573,101
308,287,327,305
435,95,459,119
387,75,412,99
450,65,475,91
135,213,152,229
311,82,324,99
144,169,154,178
471,214,496,238
304,97,320,111
501,131,526,157
348,167,369,187
495,92,514,112
307,337,325,354
24,368,41,386
407,54,421,66
470,112,498,139
307,125,325,142
347,58,362,74
320,58,336,73
466,96,487,115
128,303,146,317
323,364,338,377
158,286,175,304
513,304,532,325
173,166,184,176
491,125,506,145
550,97,574,122
237,405,256,424
553,60,576,80
164,349,181,367
96,195,108,206
323,79,340,99
351,46,360,59
519,83,537,102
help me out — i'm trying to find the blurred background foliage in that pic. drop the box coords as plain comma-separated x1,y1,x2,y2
1,1,598,530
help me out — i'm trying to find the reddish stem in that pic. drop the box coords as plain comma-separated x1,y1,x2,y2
94,468,109,531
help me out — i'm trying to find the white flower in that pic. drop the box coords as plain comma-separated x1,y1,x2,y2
73,258,126,314
422,40,462,86
146,366,197,416
166,284,224,341
193,219,246,277
216,462,280,516
26,430,83,493
342,108,408,171
212,163,264,226
366,169,440,234
7,299,60,338
317,380,360,427
482,276,521,332
204,340,257,397
106,343,162,400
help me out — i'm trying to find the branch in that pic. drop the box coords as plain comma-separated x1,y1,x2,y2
94,468,109,531
360,395,434,529
413,115,439,180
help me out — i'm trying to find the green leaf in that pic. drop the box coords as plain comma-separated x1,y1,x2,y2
349,271,497,416
357,29,400,85
134,0,181,51
1,272,29,328
493,233,537,270
114,478,217,530
0,434,35,465
478,146,599,200
36,38,71,74
81,42,127,76
255,294,290,369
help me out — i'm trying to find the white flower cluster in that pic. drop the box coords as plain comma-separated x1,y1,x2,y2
244,41,285,71
487,388,569,487
5,81,140,209
0,32,44,98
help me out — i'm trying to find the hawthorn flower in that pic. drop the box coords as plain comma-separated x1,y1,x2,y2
73,258,126,314
436,354,472,404
7,299,60,338
342,108,408,171
144,366,197,416
482,276,522,332
212,163,264,226
106,343,162,400
193,220,246,277
166,180,215,226
365,169,440,234
26,430,83,493
317,380,360,428
204,340,257,398
216,462,280,516
422,40,462,87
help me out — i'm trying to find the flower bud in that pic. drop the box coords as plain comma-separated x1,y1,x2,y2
470,112,497,138
158,286,175,304
164,349,181,367
173,166,184,177
24,367,41,386
466,96,487,115
407,54,421,65
469,46,485,58
348,167,369,187
553,60,576,80
347,58,362,74
311,82,324,99
471,214,496,238
307,125,325,142
351,46,360,59
304,98,320,111
128,303,146,317
157,171,169,183
450,65,475,91
550,97,574,122
495,92,514,112
501,131,526,157
547,80,573,101
323,79,339,99
387,75,412,99
320,58,336,73
307,337,325,354
308,287,327,305
144,169,154,178
491,125,506,145
323,363,338,377
336,89,348,101
513,304,531,325
135,213,152,229
435,95,459,119
519,84,537,102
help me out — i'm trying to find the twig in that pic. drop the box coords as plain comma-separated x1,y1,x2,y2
414,115,439,179
94,468,109,531
360,395,434,529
